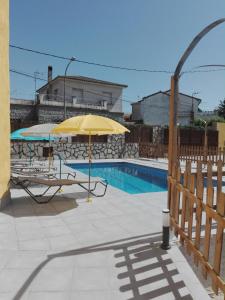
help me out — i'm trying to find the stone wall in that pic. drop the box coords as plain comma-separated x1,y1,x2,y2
11,141,139,160
152,126,164,144
37,105,124,123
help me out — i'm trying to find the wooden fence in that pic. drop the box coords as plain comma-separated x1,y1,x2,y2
139,143,225,164
178,146,225,164
139,143,167,159
168,160,225,297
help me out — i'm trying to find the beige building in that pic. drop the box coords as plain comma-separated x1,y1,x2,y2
0,0,10,207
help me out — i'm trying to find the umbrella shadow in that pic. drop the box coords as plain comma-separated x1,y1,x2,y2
2,194,79,217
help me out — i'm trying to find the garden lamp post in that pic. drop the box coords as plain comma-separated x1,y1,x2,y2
63,56,76,120
201,119,208,163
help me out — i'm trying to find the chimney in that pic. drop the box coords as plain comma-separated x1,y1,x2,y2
48,66,53,82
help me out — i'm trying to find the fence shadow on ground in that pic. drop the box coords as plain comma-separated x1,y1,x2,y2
11,233,193,300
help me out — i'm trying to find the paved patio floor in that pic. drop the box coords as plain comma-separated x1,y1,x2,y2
3,159,210,299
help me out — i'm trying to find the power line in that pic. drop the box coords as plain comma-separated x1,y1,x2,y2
10,69,46,81
10,44,225,75
10,44,173,74
10,68,209,106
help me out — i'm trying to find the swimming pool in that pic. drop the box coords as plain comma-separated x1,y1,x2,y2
67,162,167,194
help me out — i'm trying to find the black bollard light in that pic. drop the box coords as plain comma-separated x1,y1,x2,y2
161,209,171,250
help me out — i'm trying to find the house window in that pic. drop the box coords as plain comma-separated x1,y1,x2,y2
53,89,58,101
102,92,112,104
72,88,83,104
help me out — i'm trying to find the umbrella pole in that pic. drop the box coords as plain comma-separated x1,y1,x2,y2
87,134,92,202
29,143,31,166
48,134,51,171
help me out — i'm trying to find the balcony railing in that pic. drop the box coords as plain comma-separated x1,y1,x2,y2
38,94,108,111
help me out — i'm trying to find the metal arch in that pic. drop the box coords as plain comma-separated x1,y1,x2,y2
168,18,225,208
174,18,225,79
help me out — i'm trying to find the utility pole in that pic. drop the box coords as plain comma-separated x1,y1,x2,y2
63,57,76,120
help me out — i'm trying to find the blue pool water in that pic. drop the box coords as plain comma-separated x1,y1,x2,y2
67,162,168,194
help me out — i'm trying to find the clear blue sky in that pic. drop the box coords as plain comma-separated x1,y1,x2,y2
10,0,225,113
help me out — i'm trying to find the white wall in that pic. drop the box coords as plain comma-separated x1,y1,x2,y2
39,78,124,113
132,92,199,126
131,102,142,121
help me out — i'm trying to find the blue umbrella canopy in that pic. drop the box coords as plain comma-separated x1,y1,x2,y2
11,128,54,141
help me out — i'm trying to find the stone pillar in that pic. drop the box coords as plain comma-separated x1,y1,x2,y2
0,0,11,208
152,126,164,144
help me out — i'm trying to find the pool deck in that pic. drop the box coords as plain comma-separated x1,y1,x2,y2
3,159,211,299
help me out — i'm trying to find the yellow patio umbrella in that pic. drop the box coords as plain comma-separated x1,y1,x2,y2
52,114,130,202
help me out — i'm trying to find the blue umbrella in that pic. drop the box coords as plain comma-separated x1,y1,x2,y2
11,128,55,164
11,128,54,141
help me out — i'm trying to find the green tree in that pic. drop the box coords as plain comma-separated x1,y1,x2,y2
217,99,225,118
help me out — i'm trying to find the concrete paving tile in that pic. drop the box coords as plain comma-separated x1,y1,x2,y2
178,286,191,297
109,273,130,290
165,263,177,272
185,282,210,299
153,292,176,300
62,214,88,225
6,253,47,269
72,267,110,290
135,266,163,281
91,218,117,229
0,214,14,224
73,230,104,245
138,278,169,295
39,218,65,228
132,257,158,270
109,289,134,300
44,255,76,269
0,234,18,250
44,225,71,238
28,291,70,300
17,230,46,241
0,269,33,292
171,273,183,284
67,222,96,234
15,221,41,231
31,268,73,291
0,250,16,270
19,239,50,251
70,290,111,300
0,292,28,300
86,212,107,221
49,234,77,250
12,208,36,218
0,223,16,233
14,216,38,223
75,251,114,268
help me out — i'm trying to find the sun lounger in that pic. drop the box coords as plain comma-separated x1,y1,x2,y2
11,165,56,172
11,175,108,203
11,171,77,180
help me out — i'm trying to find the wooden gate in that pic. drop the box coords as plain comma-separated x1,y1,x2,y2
168,160,225,296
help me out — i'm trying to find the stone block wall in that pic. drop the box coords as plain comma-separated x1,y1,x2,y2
37,105,124,123
11,141,139,160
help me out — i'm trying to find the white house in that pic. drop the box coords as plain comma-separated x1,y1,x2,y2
36,66,127,122
131,90,201,126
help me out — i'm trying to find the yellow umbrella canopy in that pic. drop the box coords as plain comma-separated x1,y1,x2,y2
52,114,130,202
51,114,130,136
